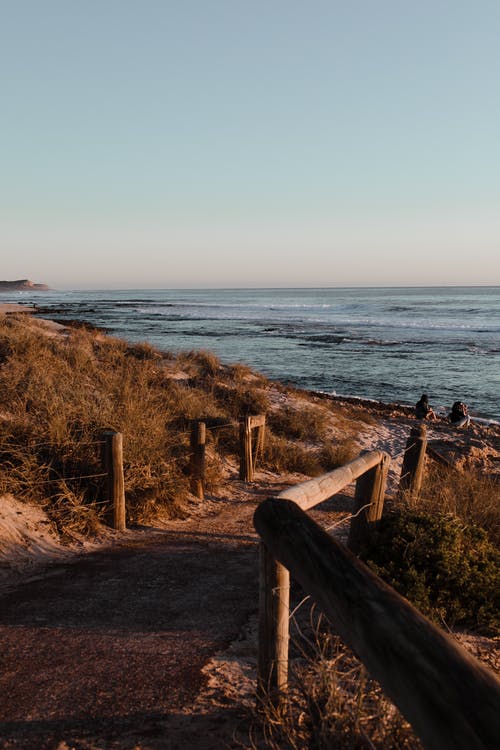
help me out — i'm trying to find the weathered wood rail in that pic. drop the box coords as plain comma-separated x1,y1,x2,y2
253,442,500,750
256,449,389,696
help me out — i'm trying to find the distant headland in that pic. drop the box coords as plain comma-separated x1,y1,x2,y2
0,279,50,292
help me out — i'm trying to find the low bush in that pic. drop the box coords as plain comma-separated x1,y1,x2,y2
178,349,221,379
359,508,499,636
224,362,255,382
213,383,270,417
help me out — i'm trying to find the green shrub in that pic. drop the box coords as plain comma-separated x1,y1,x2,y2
359,509,500,636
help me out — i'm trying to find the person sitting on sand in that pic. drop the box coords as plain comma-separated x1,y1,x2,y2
415,394,436,421
449,401,470,428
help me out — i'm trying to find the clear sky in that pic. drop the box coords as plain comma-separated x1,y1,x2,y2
1,0,499,288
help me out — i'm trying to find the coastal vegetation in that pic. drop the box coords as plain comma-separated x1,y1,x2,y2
258,462,499,748
357,464,500,636
360,505,499,635
1,311,498,749
257,624,422,750
0,313,364,533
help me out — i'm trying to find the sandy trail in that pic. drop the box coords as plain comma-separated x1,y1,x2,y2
0,479,259,749
0,412,497,750
1,463,352,750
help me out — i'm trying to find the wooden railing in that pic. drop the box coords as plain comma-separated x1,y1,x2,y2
253,446,500,750
255,450,389,697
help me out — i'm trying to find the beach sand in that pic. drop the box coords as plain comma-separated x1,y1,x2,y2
0,302,35,314
0,305,498,750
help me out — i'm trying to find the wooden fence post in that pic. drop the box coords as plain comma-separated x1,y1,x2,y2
239,416,253,481
399,424,427,497
257,541,290,704
102,431,126,531
348,452,389,553
255,419,266,468
190,420,206,499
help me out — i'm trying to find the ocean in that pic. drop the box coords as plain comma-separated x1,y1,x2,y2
4,286,499,422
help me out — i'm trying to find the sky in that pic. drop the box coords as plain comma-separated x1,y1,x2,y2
1,0,499,289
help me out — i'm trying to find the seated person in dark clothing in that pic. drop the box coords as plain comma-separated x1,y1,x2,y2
415,394,436,420
449,401,470,428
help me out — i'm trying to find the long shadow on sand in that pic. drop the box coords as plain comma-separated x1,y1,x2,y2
0,538,259,747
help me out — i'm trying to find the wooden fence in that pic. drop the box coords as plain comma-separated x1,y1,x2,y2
101,415,266,526
253,435,500,750
8,415,266,531
255,449,390,697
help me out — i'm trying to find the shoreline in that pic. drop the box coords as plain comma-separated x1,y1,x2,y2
313,391,500,427
2,301,499,427
0,302,36,314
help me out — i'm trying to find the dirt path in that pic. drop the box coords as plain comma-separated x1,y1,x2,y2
1,469,350,750
0,488,257,749
1,421,498,749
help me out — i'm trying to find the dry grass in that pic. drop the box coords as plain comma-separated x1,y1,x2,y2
213,382,270,417
178,349,222,379
0,315,366,532
417,463,500,545
0,316,224,529
253,607,420,750
317,438,359,470
261,434,323,476
268,405,329,442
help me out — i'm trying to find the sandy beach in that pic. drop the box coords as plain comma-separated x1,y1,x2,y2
0,303,498,750
0,303,35,315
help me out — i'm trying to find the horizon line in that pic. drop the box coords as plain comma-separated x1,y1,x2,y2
46,283,500,292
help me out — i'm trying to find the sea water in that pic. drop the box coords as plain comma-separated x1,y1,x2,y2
4,286,499,421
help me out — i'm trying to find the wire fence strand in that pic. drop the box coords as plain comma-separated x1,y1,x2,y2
206,422,235,432
25,439,106,451
34,472,108,485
